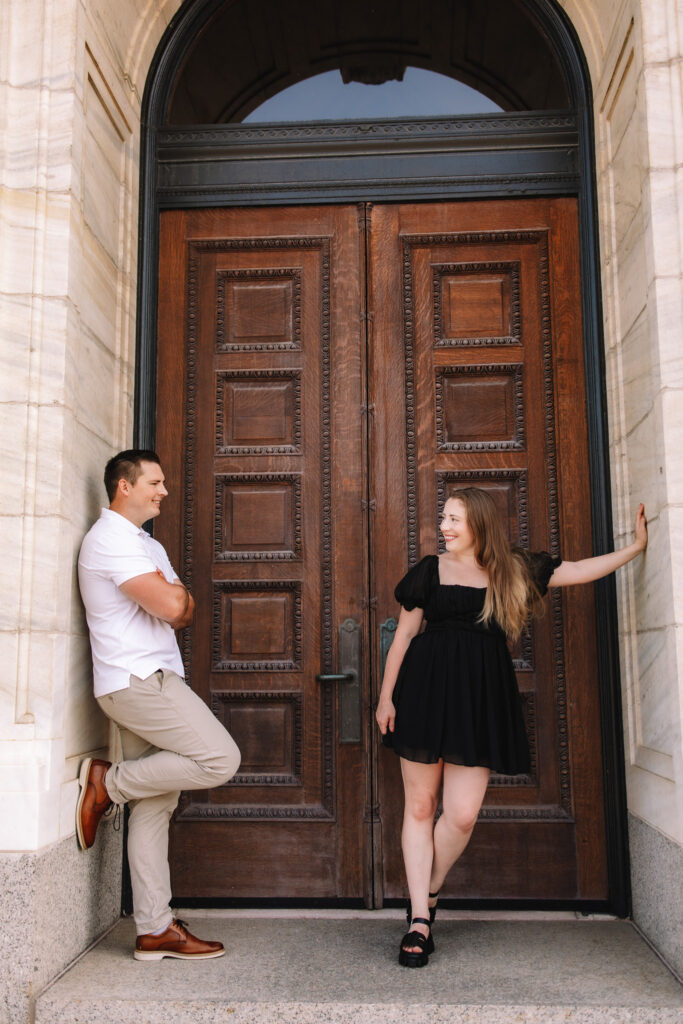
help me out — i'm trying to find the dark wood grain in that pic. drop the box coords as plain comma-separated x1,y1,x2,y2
157,199,607,904
369,199,606,902
157,206,368,899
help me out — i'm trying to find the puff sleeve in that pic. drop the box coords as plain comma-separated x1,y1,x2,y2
523,550,562,596
394,555,437,610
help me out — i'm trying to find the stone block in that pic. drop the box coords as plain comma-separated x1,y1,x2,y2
77,228,121,357
634,627,677,759
640,0,679,65
643,63,681,170
629,812,683,978
615,216,649,339
621,310,655,441
645,168,682,282
0,828,121,1024
71,327,118,443
64,638,108,763
0,517,23,631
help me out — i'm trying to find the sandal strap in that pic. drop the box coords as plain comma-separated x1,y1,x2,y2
401,929,428,951
410,917,431,928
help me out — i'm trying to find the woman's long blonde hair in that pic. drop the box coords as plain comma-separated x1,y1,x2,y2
446,487,542,640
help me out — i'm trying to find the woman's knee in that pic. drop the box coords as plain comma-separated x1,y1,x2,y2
405,791,439,823
441,805,479,834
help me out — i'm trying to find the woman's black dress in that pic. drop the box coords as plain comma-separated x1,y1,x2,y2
383,552,560,775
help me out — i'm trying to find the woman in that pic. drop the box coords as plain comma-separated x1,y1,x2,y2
376,487,648,968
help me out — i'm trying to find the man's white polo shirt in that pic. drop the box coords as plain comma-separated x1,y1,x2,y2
78,508,185,697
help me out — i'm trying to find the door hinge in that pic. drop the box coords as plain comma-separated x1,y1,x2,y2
360,310,374,322
361,402,375,416
361,498,376,511
362,595,378,609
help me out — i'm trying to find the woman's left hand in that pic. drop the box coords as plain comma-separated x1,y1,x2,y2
634,503,648,551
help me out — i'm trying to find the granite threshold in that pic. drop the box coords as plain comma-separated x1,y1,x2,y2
36,910,683,1024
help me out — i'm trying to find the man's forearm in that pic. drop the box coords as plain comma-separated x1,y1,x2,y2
169,589,195,629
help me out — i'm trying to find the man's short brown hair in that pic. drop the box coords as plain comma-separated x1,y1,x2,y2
104,449,161,502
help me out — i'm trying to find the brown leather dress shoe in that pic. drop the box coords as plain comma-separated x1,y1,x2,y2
76,757,112,849
134,919,226,961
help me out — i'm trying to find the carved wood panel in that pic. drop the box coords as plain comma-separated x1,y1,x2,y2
156,207,368,898
157,200,606,905
370,200,606,901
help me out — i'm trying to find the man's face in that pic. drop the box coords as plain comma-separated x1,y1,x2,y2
118,461,168,527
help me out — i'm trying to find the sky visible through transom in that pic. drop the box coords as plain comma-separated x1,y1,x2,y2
243,68,503,122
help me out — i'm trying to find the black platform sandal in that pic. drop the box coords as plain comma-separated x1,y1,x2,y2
398,917,434,968
405,891,440,926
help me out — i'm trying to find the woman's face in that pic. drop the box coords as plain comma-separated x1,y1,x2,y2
440,498,476,555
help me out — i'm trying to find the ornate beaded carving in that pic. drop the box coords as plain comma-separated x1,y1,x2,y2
215,266,302,352
211,579,302,672
434,362,525,451
215,368,303,456
432,260,521,347
210,690,303,786
214,472,302,561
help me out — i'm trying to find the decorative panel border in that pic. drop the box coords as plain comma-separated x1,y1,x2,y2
401,229,553,568
435,363,525,451
401,229,569,813
183,235,329,597
432,260,521,346
214,472,303,561
179,234,335,821
215,266,302,351
212,580,302,671
176,799,334,821
210,690,303,786
215,368,302,455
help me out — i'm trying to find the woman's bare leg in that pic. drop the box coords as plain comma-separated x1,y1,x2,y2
400,758,443,951
429,763,490,895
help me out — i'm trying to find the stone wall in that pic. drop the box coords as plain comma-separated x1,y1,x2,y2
575,0,683,972
0,1,174,1020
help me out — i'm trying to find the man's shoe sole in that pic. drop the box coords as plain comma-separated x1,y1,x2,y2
133,947,226,961
76,757,94,850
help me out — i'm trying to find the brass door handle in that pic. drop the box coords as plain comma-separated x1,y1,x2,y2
315,673,355,683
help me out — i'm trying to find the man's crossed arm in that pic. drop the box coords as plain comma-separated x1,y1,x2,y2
120,570,195,629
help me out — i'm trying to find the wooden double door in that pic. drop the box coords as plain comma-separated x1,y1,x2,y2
156,199,608,905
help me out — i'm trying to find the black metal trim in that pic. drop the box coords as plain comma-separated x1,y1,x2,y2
135,0,630,917
155,112,579,208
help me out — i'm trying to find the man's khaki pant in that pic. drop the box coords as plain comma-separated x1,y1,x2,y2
97,669,240,935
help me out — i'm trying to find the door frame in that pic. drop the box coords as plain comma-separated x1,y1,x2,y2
134,0,630,915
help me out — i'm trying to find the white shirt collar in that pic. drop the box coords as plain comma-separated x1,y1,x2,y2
100,507,149,538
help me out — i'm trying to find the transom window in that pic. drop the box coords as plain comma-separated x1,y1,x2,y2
243,68,502,123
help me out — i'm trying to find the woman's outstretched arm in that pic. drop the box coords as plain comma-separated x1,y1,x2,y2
375,605,424,734
548,503,647,587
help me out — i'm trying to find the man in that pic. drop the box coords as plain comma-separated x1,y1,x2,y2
77,449,240,961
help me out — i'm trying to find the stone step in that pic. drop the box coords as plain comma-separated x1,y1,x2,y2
36,910,683,1024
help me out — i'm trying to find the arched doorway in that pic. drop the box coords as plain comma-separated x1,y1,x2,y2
137,0,627,912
